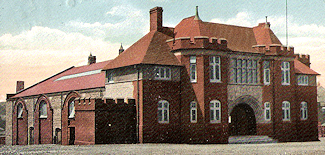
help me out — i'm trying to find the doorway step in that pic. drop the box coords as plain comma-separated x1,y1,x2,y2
228,135,277,144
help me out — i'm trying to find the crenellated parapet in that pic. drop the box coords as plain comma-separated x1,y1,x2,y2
295,54,311,67
74,97,135,111
166,36,228,51
252,44,295,57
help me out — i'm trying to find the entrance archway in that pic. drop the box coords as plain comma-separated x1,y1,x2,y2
229,103,256,136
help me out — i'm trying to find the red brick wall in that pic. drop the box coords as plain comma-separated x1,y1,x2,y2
74,99,95,145
62,92,80,145
12,100,28,145
34,96,53,144
141,79,181,143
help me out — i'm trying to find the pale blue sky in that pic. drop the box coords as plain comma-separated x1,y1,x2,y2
0,0,325,101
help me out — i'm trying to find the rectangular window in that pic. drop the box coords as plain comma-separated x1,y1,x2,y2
210,100,221,123
210,56,221,82
232,58,258,84
190,101,197,123
190,56,197,83
282,101,290,121
301,102,308,120
106,71,114,83
155,67,171,80
281,61,290,85
298,75,308,86
264,102,271,121
264,61,270,85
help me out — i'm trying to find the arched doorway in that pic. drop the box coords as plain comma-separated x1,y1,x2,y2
229,103,256,136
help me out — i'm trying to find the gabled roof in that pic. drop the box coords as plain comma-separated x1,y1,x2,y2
12,60,111,98
294,59,319,75
174,16,282,53
102,30,181,70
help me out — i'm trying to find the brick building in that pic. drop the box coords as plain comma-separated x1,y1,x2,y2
6,6,319,145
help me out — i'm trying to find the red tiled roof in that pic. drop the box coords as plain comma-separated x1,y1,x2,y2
294,59,319,75
12,60,111,98
102,30,181,70
174,17,282,53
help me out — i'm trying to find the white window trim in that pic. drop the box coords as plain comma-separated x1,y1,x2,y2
17,103,23,118
190,101,197,123
264,61,270,85
190,56,197,83
281,61,290,85
155,67,171,80
298,75,308,86
68,101,75,119
210,100,221,123
282,101,290,121
264,102,271,121
158,100,169,123
210,56,221,83
301,101,308,120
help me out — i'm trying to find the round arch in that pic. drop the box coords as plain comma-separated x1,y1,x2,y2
62,91,80,145
12,98,28,145
34,95,53,144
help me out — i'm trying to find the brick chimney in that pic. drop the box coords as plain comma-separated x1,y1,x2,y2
88,53,96,65
16,81,24,93
150,7,163,31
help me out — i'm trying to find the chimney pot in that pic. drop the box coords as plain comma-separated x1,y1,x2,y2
88,53,96,65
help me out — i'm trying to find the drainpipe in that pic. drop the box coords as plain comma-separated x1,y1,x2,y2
136,65,140,143
271,59,276,139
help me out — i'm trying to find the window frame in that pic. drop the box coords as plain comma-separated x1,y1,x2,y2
190,101,197,123
190,56,197,83
158,100,169,123
210,56,221,83
17,103,23,119
155,67,171,80
39,101,48,119
281,61,290,85
263,61,270,85
264,102,271,121
210,100,221,123
301,101,308,120
282,101,290,121
232,58,258,84
68,100,75,119
297,75,308,86
106,71,114,83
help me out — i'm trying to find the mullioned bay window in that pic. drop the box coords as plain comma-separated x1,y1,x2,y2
155,67,171,80
297,75,308,86
232,58,258,84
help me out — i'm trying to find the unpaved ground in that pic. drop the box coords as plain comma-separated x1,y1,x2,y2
1,138,325,154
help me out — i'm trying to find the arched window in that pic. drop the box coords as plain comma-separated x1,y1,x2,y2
264,102,271,121
282,101,290,121
158,100,169,123
39,101,47,118
210,100,221,123
190,101,197,123
301,101,308,120
17,103,23,118
68,101,75,119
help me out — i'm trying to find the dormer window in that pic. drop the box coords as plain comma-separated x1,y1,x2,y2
39,101,47,118
155,66,171,80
